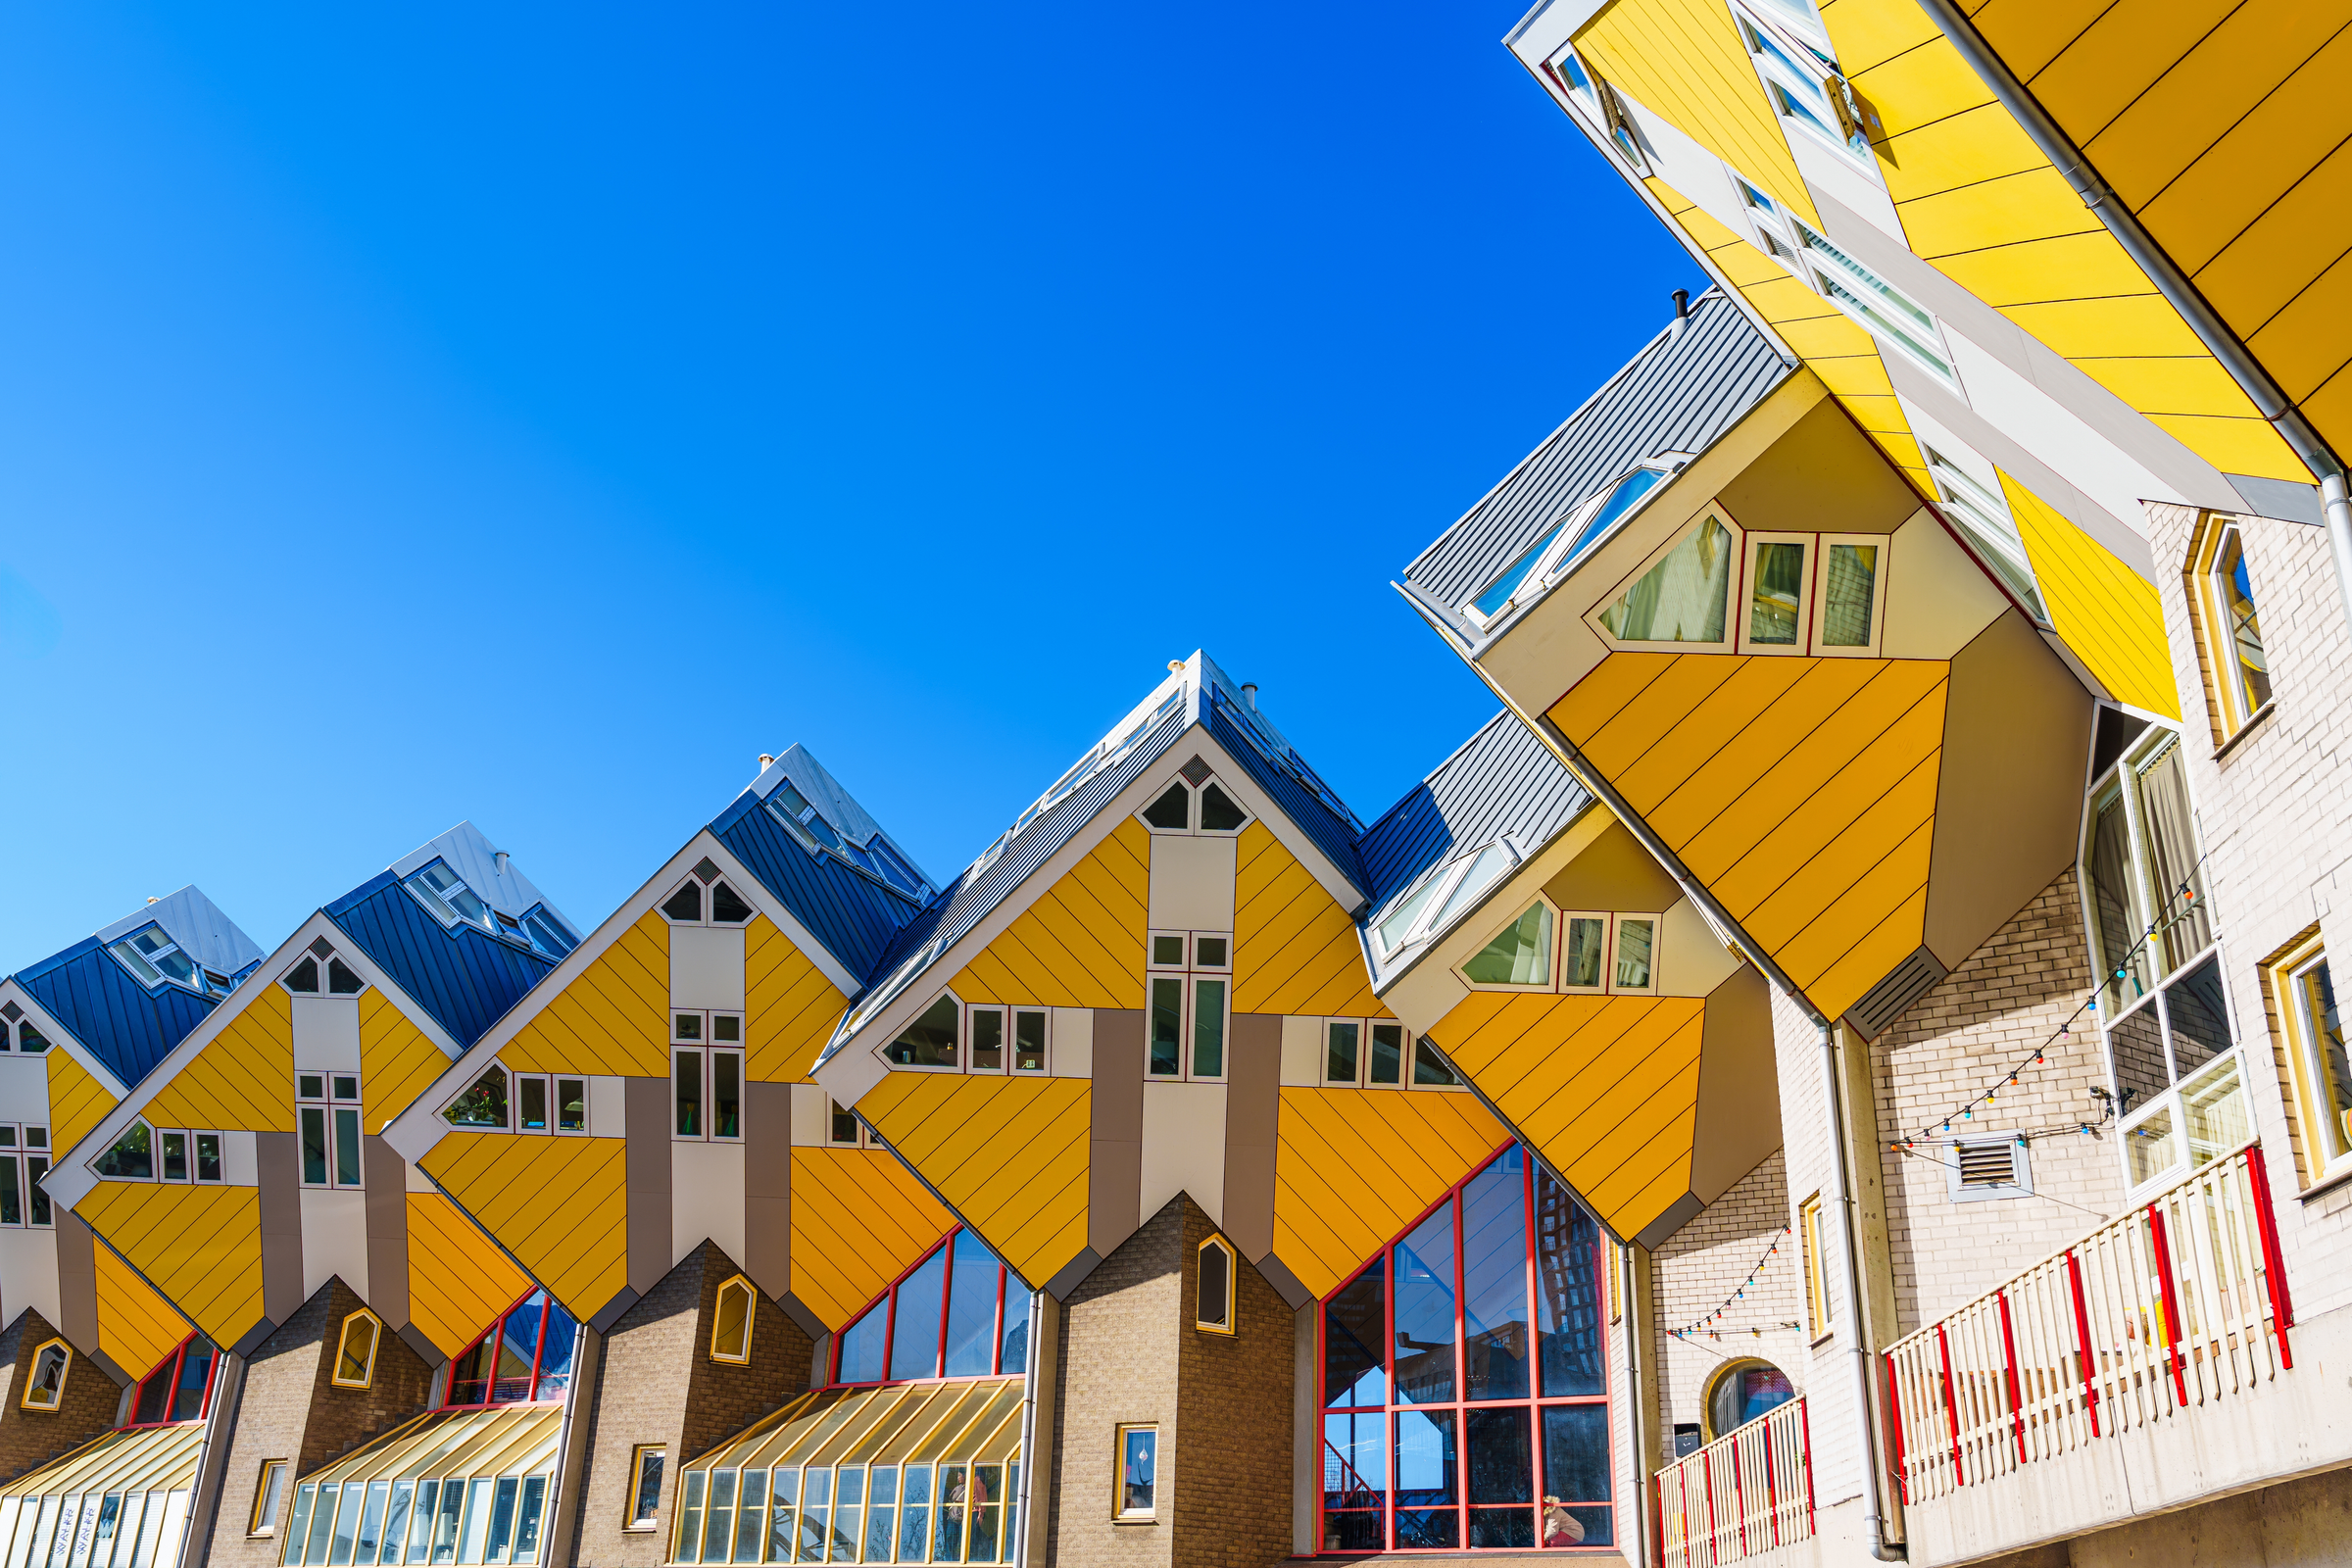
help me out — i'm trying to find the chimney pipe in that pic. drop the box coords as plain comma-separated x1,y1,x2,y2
1671,288,1690,320
1241,683,1258,710
759,754,776,769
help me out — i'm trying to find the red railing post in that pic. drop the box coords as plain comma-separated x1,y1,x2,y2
2065,1247,2101,1437
2243,1145,2297,1366
1935,1323,1965,1486
1701,1446,1716,1568
2147,1203,2191,1407
1882,1352,1909,1504
1994,1288,2028,1464
1800,1395,1817,1539
1729,1428,1747,1560
1761,1415,1779,1547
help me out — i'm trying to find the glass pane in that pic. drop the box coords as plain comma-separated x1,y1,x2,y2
287,1489,316,1565
1199,783,1248,832
445,1067,508,1129
2300,962,2352,1162
1325,1259,1385,1406
1375,875,1444,956
338,1317,377,1384
1197,1244,1229,1329
713,1054,742,1139
1369,1024,1404,1086
2165,957,2232,1077
766,1471,794,1565
712,1284,751,1361
356,1483,389,1566
968,1011,1004,1073
701,1472,735,1566
1192,979,1226,1078
891,1250,949,1381
1412,1040,1460,1087
518,1079,549,1133
512,1480,545,1566
95,1124,151,1180
2108,1000,2168,1114
888,998,961,1069
1466,1405,1533,1504
838,1300,888,1384
497,1297,545,1401
797,1472,827,1563
1118,1433,1154,1517
158,1133,187,1184
334,1109,363,1187
0,1158,22,1228
734,1472,766,1564
1323,1411,1385,1521
711,882,754,923
302,1110,329,1187
1537,1176,1603,1396
999,1298,1029,1378
1541,1403,1613,1504
431,1477,462,1564
963,1473,998,1565
899,1467,931,1562
932,1467,964,1563
1471,524,1564,619
330,1482,362,1566
2215,530,2272,716
1461,1151,1529,1400
1431,845,1514,936
557,1081,587,1133
195,1135,221,1183
1598,516,1732,644
1747,541,1805,645
2127,1103,2178,1186
327,958,365,995
2133,744,2212,972
1394,1410,1458,1546
1151,935,1186,966
1148,979,1183,1078
409,1482,439,1565
675,1051,705,1138
1142,783,1191,830
1708,1362,1794,1436
1564,918,1605,988
1324,1022,1359,1086
1394,1205,1457,1404
1614,919,1654,991
1820,543,1877,646
2183,1056,2250,1167
662,883,704,922
380,1487,412,1567
284,958,321,994
537,1305,577,1398
1461,905,1551,987
863,1490,894,1564
1562,466,1667,564
1012,1011,1048,1073
944,1233,1001,1377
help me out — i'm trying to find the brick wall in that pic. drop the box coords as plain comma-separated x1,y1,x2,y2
570,1242,812,1567
1650,1149,1799,1445
210,1278,440,1568
1172,1202,1291,1568
1871,870,2126,1331
0,1308,122,1484
1049,1200,1180,1568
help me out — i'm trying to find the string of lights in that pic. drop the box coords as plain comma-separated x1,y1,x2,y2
1668,1224,1788,1341
1891,857,2207,1152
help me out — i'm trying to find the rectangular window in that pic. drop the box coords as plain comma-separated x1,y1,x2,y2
556,1079,588,1134
252,1461,289,1536
1924,446,2047,622
1612,917,1657,995
1816,540,1882,652
1369,1023,1405,1086
296,1079,363,1189
674,1049,705,1140
1798,222,1954,381
516,1076,551,1134
160,1131,188,1183
196,1133,223,1182
1326,1020,1360,1085
1144,934,1232,1082
1562,915,1607,992
2273,938,2350,1178
1114,1427,1156,1521
829,1100,864,1148
1012,1009,1049,1074
1799,1194,1829,1341
968,1006,1005,1073
2193,516,2275,737
1742,535,1809,651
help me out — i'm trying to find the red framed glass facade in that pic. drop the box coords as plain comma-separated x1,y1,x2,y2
830,1229,1029,1386
443,1289,578,1406
123,1332,219,1428
1320,1145,1614,1552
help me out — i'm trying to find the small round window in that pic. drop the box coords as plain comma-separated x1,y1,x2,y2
1703,1358,1794,1441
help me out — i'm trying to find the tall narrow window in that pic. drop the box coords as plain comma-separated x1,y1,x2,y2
710,1276,756,1364
252,1461,290,1536
334,1311,382,1389
1817,542,1880,650
1197,1237,1235,1334
1144,933,1231,1082
21,1340,68,1409
2192,517,2273,736
1924,447,2046,621
627,1447,665,1531
1012,1009,1049,1074
1115,1427,1157,1520
1744,537,1808,649
1798,1194,1829,1342
297,1074,364,1188
1326,1021,1360,1086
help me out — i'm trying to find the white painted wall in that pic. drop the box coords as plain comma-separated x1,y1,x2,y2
673,1140,745,1269
789,1083,827,1148
670,925,746,1011
0,1230,60,1332
290,999,362,1072
220,1131,259,1187
1280,1017,1321,1087
1050,1008,1093,1079
301,1188,369,1300
589,1076,626,1138
0,1057,49,1131
1140,1081,1226,1228
1148,836,1238,932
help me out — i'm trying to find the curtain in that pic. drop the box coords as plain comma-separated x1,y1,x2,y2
1600,517,1729,643
2088,793,2144,1004
2134,741,2211,972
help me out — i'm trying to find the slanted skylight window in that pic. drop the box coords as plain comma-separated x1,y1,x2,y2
404,860,495,933
767,775,932,899
108,925,202,993
1598,516,1734,645
1466,461,1682,628
1372,840,1522,957
519,905,578,957
1924,446,2048,623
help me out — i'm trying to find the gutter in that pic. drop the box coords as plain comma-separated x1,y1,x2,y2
1912,0,2352,642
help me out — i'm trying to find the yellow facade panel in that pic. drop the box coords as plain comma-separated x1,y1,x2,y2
2189,141,2352,340
358,991,454,1134
1771,814,1936,1000
1995,295,2208,360
2139,415,2310,484
1966,0,2115,82
1773,315,1879,363
2246,254,2352,406
747,920,850,1084
2020,0,2241,147
144,984,295,1136
2301,362,2352,466
501,910,671,1078
952,823,1147,1011
2000,469,2181,717
1806,352,1894,400
79,1182,262,1348
1272,1088,1507,1298
1816,0,1940,76
1930,231,2158,308
790,1148,956,1330
407,1193,532,1357
1896,168,2101,261
1848,33,1999,143
93,1244,190,1381
1873,102,2046,207
1718,735,1943,942
1235,825,1383,1018
420,1131,627,1319
47,1053,115,1158
1575,0,1819,222
856,1071,1091,1288
1807,885,1935,1021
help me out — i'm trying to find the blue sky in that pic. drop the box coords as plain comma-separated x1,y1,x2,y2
0,2,1700,965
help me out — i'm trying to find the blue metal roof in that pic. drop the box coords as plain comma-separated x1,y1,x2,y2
1401,289,1790,639
1357,711,1593,928
326,873,559,1051
12,939,222,1090
710,788,926,986
1203,684,1365,899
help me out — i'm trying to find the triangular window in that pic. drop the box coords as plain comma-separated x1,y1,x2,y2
445,1290,577,1406
1597,515,1732,645
662,882,703,922
444,1065,511,1130
1143,783,1191,830
126,1333,217,1426
710,881,754,924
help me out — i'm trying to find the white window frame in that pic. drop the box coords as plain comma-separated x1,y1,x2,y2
106,923,216,997
1737,178,1957,386
296,1072,365,1190
403,859,497,935
827,1097,882,1149
513,1073,554,1135
1133,774,1254,838
1461,460,1688,629
657,866,757,928
440,1061,515,1132
0,1124,54,1227
1808,533,1893,659
961,1003,1052,1076
277,949,369,998
885,990,965,1073
1320,1018,1419,1089
1586,510,1743,653
1923,445,2049,625
1146,932,1233,1084
671,1011,745,1144
2190,515,2276,737
1730,1,1869,162
1372,840,1524,958
1196,1235,1237,1335
554,1075,590,1135
1737,530,1816,655
1455,897,1561,993
2274,936,2351,1184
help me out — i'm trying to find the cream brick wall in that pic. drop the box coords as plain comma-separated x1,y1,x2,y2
1650,1149,1802,1442
2145,500,2352,1322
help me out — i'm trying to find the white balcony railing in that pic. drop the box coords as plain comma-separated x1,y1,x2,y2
1884,1141,2295,1505
1655,1396,1814,1568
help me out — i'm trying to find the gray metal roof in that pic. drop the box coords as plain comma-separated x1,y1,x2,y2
1400,289,1790,639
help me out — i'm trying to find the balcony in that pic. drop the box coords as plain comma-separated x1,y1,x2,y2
1655,1397,1814,1568
1884,1141,2308,1560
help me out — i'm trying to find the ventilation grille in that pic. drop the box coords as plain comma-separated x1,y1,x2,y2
1956,1141,2020,1189
1842,946,1949,1040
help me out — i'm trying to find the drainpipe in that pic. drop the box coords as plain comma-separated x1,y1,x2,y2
1912,0,2352,642
1009,1290,1044,1568
1817,1022,1905,1562
1621,1248,1653,1568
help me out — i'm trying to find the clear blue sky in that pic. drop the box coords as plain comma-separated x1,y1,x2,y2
0,2,1701,965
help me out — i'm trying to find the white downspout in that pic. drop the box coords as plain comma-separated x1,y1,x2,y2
1818,1021,1904,1561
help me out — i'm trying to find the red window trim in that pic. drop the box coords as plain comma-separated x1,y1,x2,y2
121,1332,219,1430
826,1227,1020,1389
441,1288,571,1408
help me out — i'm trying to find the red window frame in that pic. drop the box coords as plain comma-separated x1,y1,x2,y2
122,1332,220,1429
827,1227,1017,1387
441,1288,575,1407
1317,1141,1616,1554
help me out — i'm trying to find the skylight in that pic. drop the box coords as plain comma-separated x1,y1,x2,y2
1464,460,1684,627
107,924,231,996
403,861,576,959
765,773,932,899
1372,840,1522,958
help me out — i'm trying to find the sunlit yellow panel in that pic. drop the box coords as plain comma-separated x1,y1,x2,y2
93,1243,189,1380
2000,470,2180,718
747,919,850,1084
790,1149,956,1331
1273,1089,1508,1299
952,821,1148,1010
1234,824,1386,1019
421,1132,627,1321
858,1072,1090,1290
501,910,670,1078
358,991,453,1135
143,983,295,1135
78,1182,262,1348
408,1193,532,1357
47,1053,115,1159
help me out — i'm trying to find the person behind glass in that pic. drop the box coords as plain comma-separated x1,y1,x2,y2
1543,1496,1585,1546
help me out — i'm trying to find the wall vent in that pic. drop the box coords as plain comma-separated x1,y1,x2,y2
1946,1137,2034,1202
1842,946,1949,1040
